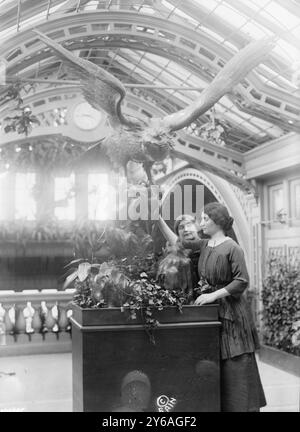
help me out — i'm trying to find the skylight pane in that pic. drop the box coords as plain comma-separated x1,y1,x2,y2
167,62,190,80
135,67,156,82
161,0,200,26
114,55,134,70
173,9,199,27
248,0,273,8
49,0,69,14
18,10,48,31
241,22,271,39
144,53,169,67
264,2,300,30
157,71,183,86
292,26,300,39
230,107,252,120
213,4,248,29
187,75,208,88
193,0,219,11
170,91,193,105
119,49,142,62
219,96,234,109
141,58,166,75
275,40,300,62
250,117,283,137
83,1,100,11
223,112,260,134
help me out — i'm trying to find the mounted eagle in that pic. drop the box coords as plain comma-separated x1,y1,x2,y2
32,30,275,184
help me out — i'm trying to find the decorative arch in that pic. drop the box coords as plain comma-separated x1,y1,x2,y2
162,167,250,265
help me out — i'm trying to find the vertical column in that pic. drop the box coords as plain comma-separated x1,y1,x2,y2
36,171,54,221
0,171,15,220
75,172,88,221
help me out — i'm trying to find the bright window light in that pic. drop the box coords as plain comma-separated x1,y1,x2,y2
161,0,199,26
187,74,208,88
82,1,99,11
0,172,8,221
156,70,183,86
135,67,156,82
213,4,248,29
250,0,271,7
18,10,48,32
241,22,271,39
170,90,194,105
264,2,300,30
15,173,36,220
167,62,191,80
54,174,75,221
88,173,116,220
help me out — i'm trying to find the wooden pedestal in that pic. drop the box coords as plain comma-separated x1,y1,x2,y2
71,303,221,412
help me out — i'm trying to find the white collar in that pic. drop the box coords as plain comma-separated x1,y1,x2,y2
207,236,231,247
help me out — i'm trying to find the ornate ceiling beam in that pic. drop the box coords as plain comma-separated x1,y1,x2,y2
0,13,296,135
1,11,294,97
0,54,280,151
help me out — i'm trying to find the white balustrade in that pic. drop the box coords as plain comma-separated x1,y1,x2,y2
0,290,74,356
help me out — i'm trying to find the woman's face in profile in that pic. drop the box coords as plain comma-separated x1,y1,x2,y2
177,219,199,242
199,212,219,237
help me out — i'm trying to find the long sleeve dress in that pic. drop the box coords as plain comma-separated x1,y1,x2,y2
184,237,266,412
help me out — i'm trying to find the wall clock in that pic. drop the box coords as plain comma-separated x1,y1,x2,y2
72,102,103,130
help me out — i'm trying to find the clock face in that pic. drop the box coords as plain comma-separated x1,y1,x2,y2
72,102,103,130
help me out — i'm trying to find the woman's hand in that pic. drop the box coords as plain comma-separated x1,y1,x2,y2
194,292,217,305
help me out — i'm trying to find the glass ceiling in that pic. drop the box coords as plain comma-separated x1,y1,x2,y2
0,0,300,153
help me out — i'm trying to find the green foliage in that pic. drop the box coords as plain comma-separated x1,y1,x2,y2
0,219,106,259
123,275,185,345
3,107,40,136
1,82,40,136
71,257,186,344
261,255,300,356
156,243,194,302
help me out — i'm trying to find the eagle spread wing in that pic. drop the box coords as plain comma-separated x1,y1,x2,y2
32,29,139,128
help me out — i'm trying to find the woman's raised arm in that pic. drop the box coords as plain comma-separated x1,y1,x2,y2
157,215,178,245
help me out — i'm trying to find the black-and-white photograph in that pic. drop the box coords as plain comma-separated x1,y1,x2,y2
0,0,299,414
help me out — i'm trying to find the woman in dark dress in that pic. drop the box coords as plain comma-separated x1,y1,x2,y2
159,204,266,412
194,202,266,412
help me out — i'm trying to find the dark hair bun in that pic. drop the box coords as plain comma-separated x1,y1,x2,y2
203,202,234,233
225,216,234,231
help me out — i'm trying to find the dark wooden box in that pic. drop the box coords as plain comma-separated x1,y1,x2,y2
71,303,221,412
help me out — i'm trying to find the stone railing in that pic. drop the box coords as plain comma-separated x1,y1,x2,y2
0,290,74,356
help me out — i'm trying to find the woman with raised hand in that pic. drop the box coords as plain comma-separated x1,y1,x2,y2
158,202,266,412
157,214,202,302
